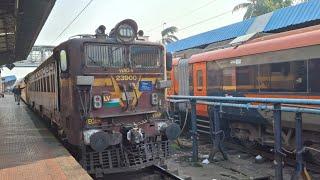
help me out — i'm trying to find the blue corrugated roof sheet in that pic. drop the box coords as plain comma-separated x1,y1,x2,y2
2,75,16,83
167,0,320,52
166,18,255,52
264,0,320,32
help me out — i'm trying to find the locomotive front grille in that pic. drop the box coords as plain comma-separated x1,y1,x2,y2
83,141,170,174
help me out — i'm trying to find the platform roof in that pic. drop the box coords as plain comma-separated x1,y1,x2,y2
264,0,320,32
0,0,56,66
167,0,320,53
1,75,16,83
166,19,254,54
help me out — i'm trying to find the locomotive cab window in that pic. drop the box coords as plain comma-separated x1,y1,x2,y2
130,45,160,68
60,50,68,71
84,43,126,67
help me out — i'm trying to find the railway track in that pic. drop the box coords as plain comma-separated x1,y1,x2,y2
102,165,184,180
224,141,320,174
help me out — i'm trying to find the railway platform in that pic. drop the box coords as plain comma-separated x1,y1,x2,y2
0,95,91,180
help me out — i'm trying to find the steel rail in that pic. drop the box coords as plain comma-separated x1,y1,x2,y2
151,165,184,180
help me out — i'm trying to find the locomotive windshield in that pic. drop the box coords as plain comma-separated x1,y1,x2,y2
85,44,126,67
84,43,161,68
130,45,160,68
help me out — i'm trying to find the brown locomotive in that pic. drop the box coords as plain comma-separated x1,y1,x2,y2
20,19,180,177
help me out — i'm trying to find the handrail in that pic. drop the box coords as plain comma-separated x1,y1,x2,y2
169,95,320,105
168,95,319,180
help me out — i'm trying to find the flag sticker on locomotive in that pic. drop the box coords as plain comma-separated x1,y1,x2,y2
104,98,121,108
139,81,153,92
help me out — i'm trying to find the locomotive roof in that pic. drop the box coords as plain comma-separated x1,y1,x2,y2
54,36,163,51
189,25,320,64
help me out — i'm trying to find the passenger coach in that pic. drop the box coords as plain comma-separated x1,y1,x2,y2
170,25,320,162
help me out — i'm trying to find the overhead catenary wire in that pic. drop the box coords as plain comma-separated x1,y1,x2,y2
146,0,219,33
51,0,94,44
178,9,232,32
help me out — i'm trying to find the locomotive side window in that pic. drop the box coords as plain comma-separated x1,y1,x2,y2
60,50,68,71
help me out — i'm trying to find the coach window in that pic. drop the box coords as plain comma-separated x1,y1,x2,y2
189,65,194,95
43,78,46,92
309,59,320,92
197,70,203,89
41,78,44,92
207,62,223,93
236,65,258,91
52,75,55,92
47,76,50,92
223,67,235,91
60,50,68,71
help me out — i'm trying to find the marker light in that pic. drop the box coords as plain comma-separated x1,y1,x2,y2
93,95,102,109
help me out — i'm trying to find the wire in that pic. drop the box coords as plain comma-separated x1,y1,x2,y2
177,104,189,138
146,0,219,33
51,0,94,44
305,146,320,153
179,10,232,32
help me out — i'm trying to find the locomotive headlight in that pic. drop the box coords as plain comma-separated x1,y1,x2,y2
117,24,136,43
109,19,138,43
83,129,101,145
83,129,109,152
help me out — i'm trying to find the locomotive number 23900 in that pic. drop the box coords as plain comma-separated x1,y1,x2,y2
115,75,137,81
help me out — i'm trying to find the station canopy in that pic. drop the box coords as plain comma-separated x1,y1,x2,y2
167,0,320,53
0,0,56,66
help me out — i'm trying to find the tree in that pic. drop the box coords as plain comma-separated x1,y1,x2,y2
161,26,179,45
233,0,295,20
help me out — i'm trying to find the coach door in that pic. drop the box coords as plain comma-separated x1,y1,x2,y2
193,62,207,116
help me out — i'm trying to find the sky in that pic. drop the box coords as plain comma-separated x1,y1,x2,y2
2,0,248,79
35,0,248,45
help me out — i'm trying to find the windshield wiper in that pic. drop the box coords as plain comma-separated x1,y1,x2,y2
87,55,97,64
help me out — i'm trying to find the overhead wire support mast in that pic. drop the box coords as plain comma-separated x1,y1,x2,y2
51,0,94,44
